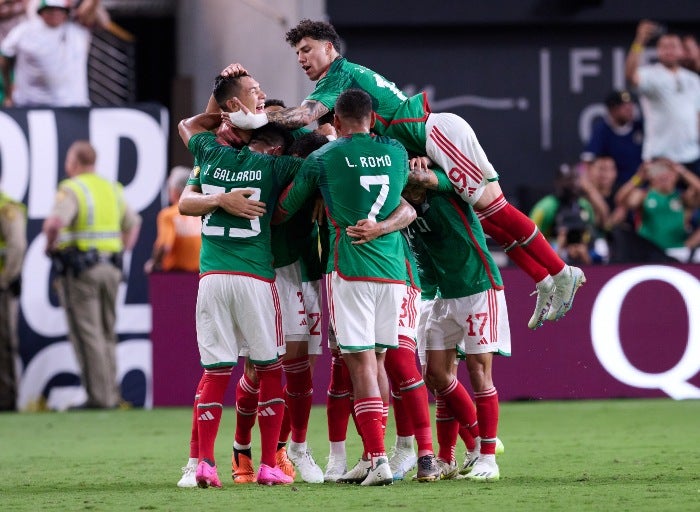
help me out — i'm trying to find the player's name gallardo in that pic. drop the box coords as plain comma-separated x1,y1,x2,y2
208,167,263,182
344,154,393,168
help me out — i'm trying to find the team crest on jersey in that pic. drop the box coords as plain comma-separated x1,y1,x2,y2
192,166,200,178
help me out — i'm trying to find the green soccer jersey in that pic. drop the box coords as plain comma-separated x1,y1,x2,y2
271,201,316,269
308,57,429,155
406,190,503,299
638,189,687,249
187,131,302,278
278,133,409,282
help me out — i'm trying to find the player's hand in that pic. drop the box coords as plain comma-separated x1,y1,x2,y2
315,123,337,140
346,218,384,244
635,20,658,45
221,63,248,77
409,156,433,171
219,189,267,219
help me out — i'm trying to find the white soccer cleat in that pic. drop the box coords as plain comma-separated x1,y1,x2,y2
177,459,198,488
337,457,371,484
388,444,417,480
324,453,348,483
495,437,505,455
460,449,479,475
547,266,586,321
288,444,324,483
528,278,555,329
360,457,393,486
436,458,459,480
465,454,500,482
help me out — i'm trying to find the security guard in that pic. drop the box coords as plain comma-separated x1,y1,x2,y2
43,140,141,409
0,189,26,411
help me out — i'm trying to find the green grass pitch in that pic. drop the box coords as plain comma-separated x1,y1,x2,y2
1,399,698,511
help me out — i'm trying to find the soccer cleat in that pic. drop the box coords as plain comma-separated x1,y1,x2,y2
324,453,347,482
360,457,393,486
495,437,505,455
547,266,586,321
275,447,297,480
388,444,417,481
196,459,222,488
436,458,459,480
256,463,294,485
177,459,197,488
528,278,555,329
232,450,256,484
337,457,371,484
460,450,479,475
288,444,324,483
415,454,440,482
465,454,500,481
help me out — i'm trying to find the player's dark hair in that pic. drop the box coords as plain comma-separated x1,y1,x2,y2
213,73,250,110
285,19,341,52
287,132,329,157
335,88,372,122
250,123,295,154
265,98,286,109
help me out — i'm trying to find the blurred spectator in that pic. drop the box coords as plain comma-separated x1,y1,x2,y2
581,90,643,185
578,156,632,263
615,158,700,262
144,166,201,274
0,0,109,107
0,187,26,411
625,20,700,176
0,0,28,103
529,164,597,264
681,34,700,74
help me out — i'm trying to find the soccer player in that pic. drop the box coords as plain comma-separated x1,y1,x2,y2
224,20,586,330
177,111,303,488
401,171,510,481
274,88,416,486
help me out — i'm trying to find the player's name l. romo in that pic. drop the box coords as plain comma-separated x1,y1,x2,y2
344,155,393,168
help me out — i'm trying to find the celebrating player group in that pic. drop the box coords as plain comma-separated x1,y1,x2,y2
175,19,586,489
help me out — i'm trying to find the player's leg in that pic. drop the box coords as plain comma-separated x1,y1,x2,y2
232,358,258,484
460,288,511,482
425,113,585,325
177,373,206,488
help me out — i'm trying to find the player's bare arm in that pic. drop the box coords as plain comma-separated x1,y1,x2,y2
266,100,330,130
178,113,222,145
346,197,416,245
179,185,266,220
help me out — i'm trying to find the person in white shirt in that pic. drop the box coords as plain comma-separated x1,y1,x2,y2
0,0,92,107
625,19,700,176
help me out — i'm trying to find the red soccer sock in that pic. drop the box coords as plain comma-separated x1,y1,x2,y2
386,345,433,455
475,387,499,456
481,217,549,283
382,401,389,432
278,396,291,445
478,195,565,275
234,373,259,447
283,356,314,444
326,353,352,443
354,397,386,459
197,367,233,463
435,396,458,462
391,390,413,437
459,425,477,452
255,361,285,468
189,373,206,459
437,377,480,440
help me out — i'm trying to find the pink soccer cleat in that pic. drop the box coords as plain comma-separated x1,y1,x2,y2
196,460,222,488
256,463,294,485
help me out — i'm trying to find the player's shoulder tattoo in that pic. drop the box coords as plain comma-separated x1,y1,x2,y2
267,101,330,129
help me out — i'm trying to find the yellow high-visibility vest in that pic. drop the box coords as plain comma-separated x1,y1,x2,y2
57,173,124,253
0,192,26,272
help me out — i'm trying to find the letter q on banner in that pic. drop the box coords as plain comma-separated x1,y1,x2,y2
591,265,700,399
